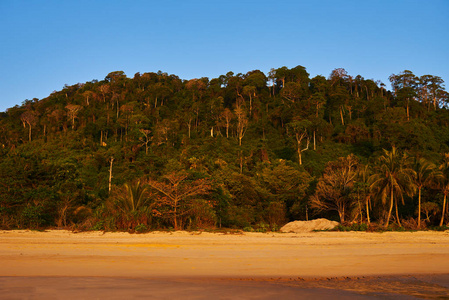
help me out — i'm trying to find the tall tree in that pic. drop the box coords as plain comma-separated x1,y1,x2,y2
389,70,418,121
220,108,233,138
428,75,446,110
438,153,449,226
147,172,211,230
412,157,438,228
139,129,152,155
287,119,311,165
310,154,359,223
369,147,416,228
66,104,82,130
20,110,39,142
235,105,248,146
242,85,256,116
355,165,372,224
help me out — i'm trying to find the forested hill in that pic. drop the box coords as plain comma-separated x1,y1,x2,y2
1,66,449,231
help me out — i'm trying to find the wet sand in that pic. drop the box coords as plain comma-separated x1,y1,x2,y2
1,230,449,298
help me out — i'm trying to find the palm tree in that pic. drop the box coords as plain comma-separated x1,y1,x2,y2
412,157,438,228
113,180,150,214
370,147,416,228
356,165,372,224
438,154,449,227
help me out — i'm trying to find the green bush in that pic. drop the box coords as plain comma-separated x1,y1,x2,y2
135,223,148,233
21,205,47,229
90,221,104,231
271,224,281,232
255,222,270,232
429,225,449,231
335,223,369,231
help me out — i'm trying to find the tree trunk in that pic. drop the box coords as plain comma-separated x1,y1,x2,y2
313,130,316,150
187,120,192,139
249,94,252,117
108,157,114,194
395,197,402,227
340,106,345,125
440,194,447,227
418,188,422,228
116,99,120,118
195,108,199,129
406,99,410,121
339,210,344,223
385,187,394,228
174,200,178,230
366,197,371,224
358,198,363,223
296,134,309,166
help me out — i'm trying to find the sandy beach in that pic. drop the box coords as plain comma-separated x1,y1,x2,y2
1,230,449,299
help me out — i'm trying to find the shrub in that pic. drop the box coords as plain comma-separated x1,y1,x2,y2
21,205,47,229
429,225,449,231
255,222,270,232
135,223,148,233
335,223,368,231
90,221,104,231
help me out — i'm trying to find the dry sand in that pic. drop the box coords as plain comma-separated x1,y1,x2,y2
1,230,449,299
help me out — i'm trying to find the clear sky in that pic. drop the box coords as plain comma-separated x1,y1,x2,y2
1,0,448,112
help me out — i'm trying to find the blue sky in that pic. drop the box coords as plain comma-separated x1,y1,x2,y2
1,0,448,112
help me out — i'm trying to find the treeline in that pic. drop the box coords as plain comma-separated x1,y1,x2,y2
0,66,448,231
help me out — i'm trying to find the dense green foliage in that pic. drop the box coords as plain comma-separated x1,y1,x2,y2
1,66,448,231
